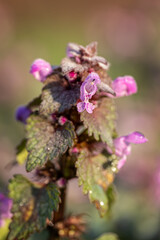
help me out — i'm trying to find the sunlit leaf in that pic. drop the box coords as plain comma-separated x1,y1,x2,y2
16,139,28,165
80,98,116,147
26,115,76,172
7,175,60,240
0,219,11,240
76,149,114,216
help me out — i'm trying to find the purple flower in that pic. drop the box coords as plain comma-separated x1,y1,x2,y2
77,101,95,114
77,72,101,114
0,193,12,227
114,137,131,158
112,76,137,97
80,72,101,101
113,132,148,169
124,131,148,144
30,58,53,82
15,105,31,124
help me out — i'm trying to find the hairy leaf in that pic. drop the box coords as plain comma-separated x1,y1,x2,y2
39,81,80,116
8,175,60,240
26,115,76,172
76,149,114,216
80,98,116,147
95,233,119,240
61,57,84,74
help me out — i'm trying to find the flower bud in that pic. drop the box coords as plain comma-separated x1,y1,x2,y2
15,105,31,124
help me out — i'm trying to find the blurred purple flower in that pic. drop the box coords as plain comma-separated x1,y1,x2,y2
30,58,53,82
15,105,31,124
77,72,101,114
0,193,12,227
153,162,160,203
125,131,148,144
112,76,137,97
114,132,148,169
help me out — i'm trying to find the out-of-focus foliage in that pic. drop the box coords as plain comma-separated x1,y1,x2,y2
8,175,60,240
95,233,119,240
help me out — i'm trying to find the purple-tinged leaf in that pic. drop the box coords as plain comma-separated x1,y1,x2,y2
26,115,76,172
7,175,60,240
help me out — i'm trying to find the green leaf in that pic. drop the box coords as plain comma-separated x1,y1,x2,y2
28,229,50,240
80,98,116,148
8,174,60,240
76,149,115,216
39,81,80,116
106,185,117,216
26,115,76,172
95,233,119,240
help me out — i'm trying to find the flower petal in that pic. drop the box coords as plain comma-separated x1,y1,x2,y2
125,131,148,144
112,76,137,97
30,58,52,82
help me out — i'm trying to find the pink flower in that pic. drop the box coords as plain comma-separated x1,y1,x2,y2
77,72,101,114
114,132,148,169
66,71,78,82
15,105,31,124
80,72,101,101
30,58,53,82
58,116,67,125
112,76,137,97
57,178,67,188
0,193,12,227
70,147,79,154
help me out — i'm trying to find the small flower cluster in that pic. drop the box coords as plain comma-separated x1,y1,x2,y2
0,193,12,227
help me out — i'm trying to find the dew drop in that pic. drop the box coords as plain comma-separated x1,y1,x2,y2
100,201,104,206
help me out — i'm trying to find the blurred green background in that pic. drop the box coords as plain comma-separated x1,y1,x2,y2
0,0,160,239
